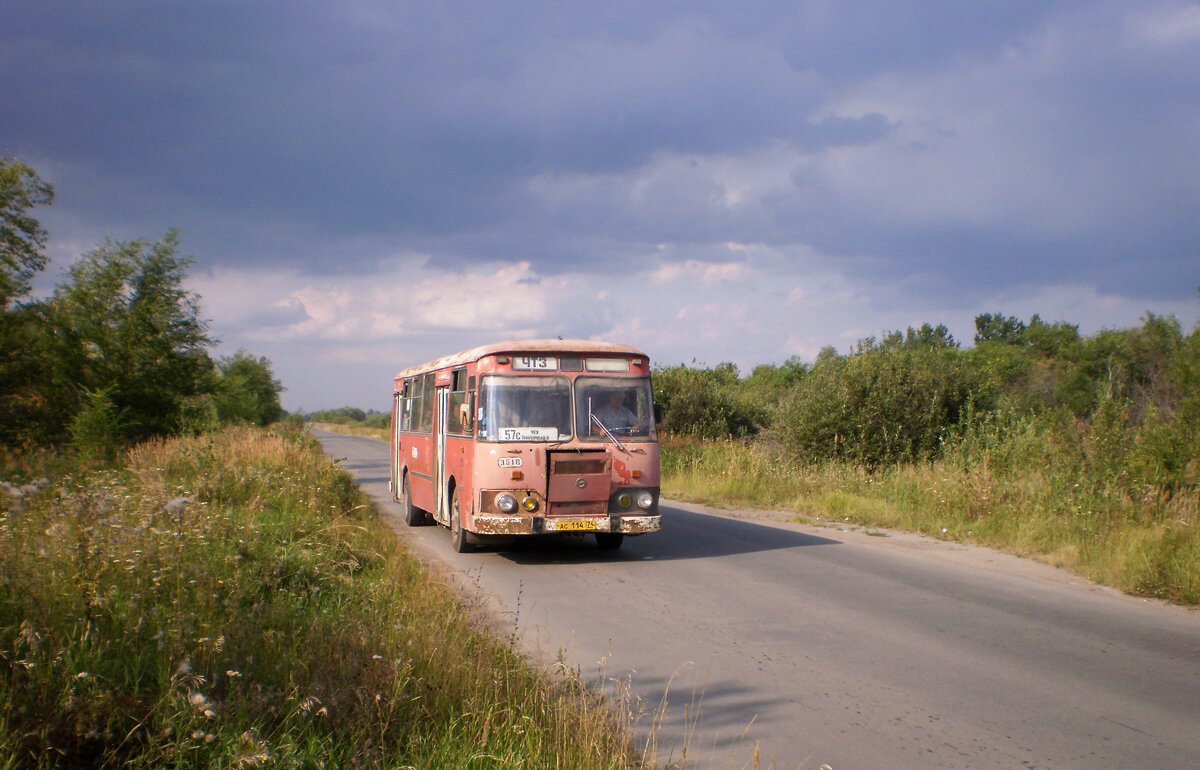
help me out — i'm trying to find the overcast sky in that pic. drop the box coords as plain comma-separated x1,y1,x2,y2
4,0,1198,411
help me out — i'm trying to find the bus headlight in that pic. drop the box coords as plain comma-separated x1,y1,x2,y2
636,490,654,510
616,492,633,509
496,493,517,513
521,495,539,512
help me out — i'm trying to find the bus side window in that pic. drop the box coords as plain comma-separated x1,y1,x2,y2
450,367,470,435
420,372,435,433
400,379,413,432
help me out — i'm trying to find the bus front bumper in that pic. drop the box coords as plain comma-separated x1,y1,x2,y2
471,514,662,537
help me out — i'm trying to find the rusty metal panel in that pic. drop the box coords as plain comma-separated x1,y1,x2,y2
548,501,607,516
547,450,610,503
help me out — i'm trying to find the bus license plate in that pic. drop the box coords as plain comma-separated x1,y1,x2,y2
556,520,597,532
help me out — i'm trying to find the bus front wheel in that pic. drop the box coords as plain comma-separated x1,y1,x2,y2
450,488,474,553
595,532,624,550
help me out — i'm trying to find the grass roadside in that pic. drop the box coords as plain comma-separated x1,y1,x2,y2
0,426,640,768
661,435,1199,605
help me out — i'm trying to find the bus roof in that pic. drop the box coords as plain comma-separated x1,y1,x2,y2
393,338,648,381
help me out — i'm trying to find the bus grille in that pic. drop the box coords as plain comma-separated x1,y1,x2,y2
553,458,607,475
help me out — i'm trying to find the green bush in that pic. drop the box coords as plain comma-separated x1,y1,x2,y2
777,345,984,466
652,363,765,438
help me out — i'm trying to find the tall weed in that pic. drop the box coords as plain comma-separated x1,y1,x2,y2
0,426,639,768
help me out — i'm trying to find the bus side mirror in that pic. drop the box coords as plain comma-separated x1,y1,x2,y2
653,404,664,424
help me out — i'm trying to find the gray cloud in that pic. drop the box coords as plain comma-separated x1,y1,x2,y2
3,0,1198,409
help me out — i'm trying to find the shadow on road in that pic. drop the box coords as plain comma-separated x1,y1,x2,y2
496,504,840,565
316,431,841,565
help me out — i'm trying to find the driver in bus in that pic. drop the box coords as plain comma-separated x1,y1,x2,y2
593,390,642,434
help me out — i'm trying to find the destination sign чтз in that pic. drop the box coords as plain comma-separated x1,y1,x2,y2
512,356,556,371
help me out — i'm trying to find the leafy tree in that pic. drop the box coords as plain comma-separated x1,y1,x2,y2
974,313,1027,345
814,345,840,366
1025,314,1080,357
0,302,57,445
0,157,54,308
862,324,958,353
900,323,959,349
0,159,55,443
45,230,214,442
214,350,285,426
747,356,809,390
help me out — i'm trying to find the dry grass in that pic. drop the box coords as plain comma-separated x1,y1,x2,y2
0,426,642,768
661,435,1200,604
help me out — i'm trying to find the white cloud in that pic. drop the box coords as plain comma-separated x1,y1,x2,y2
1128,3,1200,46
649,259,747,286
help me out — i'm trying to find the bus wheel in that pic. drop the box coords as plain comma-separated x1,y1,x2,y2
595,532,624,550
450,489,474,553
402,475,427,527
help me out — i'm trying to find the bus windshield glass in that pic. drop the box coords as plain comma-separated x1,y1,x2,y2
478,375,573,441
576,377,655,440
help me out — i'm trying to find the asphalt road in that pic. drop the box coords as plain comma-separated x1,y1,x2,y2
315,430,1200,769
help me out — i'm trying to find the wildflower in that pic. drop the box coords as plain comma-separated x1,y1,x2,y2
226,670,242,678
189,692,208,708
76,671,90,679
192,730,205,740
175,659,193,677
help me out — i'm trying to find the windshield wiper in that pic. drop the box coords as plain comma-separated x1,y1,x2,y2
590,413,629,454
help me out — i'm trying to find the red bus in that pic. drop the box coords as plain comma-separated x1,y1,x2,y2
390,339,662,552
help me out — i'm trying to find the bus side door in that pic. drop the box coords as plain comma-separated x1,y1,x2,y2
433,385,449,525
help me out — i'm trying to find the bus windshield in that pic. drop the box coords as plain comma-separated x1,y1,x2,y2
576,377,655,439
478,375,573,441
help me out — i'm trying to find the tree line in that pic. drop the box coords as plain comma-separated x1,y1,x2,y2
654,312,1200,490
1,157,283,457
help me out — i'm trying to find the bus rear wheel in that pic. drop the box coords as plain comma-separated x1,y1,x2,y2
595,532,624,550
402,475,428,527
450,488,474,553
